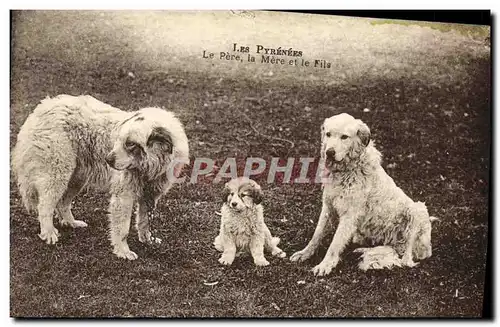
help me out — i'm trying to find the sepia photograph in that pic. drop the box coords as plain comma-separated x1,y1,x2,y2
9,10,491,318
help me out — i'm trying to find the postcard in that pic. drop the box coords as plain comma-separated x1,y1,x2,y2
10,10,491,318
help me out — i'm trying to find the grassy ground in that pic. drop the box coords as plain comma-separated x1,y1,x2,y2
10,11,490,318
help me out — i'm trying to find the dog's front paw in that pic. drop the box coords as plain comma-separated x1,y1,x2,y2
61,220,88,228
290,249,313,262
272,248,287,258
254,258,270,266
39,228,60,244
312,260,336,276
113,248,139,260
218,254,234,266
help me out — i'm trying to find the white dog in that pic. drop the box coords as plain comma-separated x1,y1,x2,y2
214,177,286,266
11,94,189,260
290,113,437,276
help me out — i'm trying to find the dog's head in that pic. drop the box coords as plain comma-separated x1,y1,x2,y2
321,113,371,170
106,108,189,180
222,177,263,212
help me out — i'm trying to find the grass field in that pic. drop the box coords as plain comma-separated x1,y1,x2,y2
10,11,491,318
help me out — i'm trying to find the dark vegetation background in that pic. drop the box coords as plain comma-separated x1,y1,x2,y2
10,11,490,317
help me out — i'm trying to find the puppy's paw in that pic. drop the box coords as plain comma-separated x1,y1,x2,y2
218,255,234,266
254,258,270,266
39,228,60,245
61,220,88,228
113,248,139,261
272,248,287,258
290,249,313,262
312,260,336,276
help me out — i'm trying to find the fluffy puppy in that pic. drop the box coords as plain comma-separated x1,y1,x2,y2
214,177,286,266
290,113,437,275
11,94,189,260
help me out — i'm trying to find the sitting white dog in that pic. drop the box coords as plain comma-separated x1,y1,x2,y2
214,177,286,266
290,113,438,276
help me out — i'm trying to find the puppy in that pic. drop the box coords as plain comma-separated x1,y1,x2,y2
11,94,189,260
290,113,437,275
214,177,286,266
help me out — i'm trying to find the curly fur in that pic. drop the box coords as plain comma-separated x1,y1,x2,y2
11,94,189,260
290,113,437,276
214,177,286,266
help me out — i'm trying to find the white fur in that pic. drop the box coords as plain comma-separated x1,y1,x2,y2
354,246,403,271
214,177,286,266
290,113,436,276
11,94,189,260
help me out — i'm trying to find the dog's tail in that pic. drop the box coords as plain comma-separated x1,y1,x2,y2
12,145,39,214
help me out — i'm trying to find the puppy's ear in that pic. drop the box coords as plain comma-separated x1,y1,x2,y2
222,183,231,203
147,127,173,152
356,120,371,147
249,183,263,205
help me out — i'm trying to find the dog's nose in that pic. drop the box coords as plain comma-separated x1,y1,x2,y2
326,148,336,158
105,153,116,167
231,202,238,208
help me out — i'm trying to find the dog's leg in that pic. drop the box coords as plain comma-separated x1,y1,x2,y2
108,192,137,260
263,225,286,258
312,215,357,276
218,237,237,265
401,222,419,268
214,223,225,252
213,234,224,252
56,176,88,228
36,177,72,244
136,198,161,245
290,203,331,262
37,195,61,245
250,236,269,266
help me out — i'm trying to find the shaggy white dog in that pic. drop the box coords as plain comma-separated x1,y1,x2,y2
11,94,189,260
290,113,437,276
214,177,286,266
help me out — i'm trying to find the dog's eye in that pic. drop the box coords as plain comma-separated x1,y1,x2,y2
341,135,349,140
325,132,331,138
241,193,249,197
125,141,136,149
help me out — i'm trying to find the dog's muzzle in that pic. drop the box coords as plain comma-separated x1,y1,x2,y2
325,148,336,159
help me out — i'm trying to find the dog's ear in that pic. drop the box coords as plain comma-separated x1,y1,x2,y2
356,120,371,147
147,127,173,152
222,182,231,203
249,183,263,205
321,118,328,142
